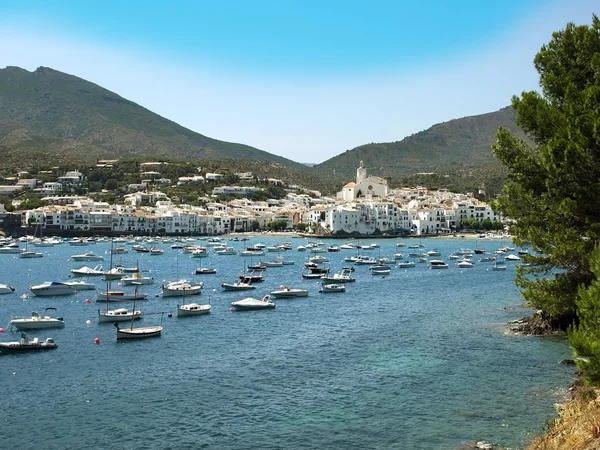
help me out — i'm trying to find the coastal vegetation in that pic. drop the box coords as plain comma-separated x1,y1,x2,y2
491,14,600,449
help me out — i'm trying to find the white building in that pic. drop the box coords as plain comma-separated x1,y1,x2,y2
338,161,388,201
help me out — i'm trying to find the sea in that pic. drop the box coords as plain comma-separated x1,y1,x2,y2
0,236,574,450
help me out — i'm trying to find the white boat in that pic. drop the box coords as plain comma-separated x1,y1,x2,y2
0,242,21,253
0,283,16,294
150,248,164,255
176,302,211,317
492,256,507,271
190,248,209,258
398,260,416,268
339,244,354,250
221,281,256,291
261,260,284,267
19,250,44,258
321,269,356,283
0,334,58,352
10,308,65,330
309,255,329,264
70,264,104,276
319,283,346,293
371,268,391,275
354,256,377,265
29,281,76,296
195,267,217,275
104,267,127,280
121,272,155,285
68,238,89,246
215,246,237,255
429,260,449,269
98,307,143,323
505,254,521,261
231,295,276,311
457,261,475,268
64,280,96,290
110,247,129,254
427,250,441,256
161,280,204,297
269,286,309,298
71,252,104,261
240,250,264,257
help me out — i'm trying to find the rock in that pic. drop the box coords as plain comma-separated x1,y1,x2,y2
560,359,576,365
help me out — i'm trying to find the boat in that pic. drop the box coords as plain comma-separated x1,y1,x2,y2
95,290,149,302
339,244,354,250
113,311,163,340
505,254,521,261
149,248,164,255
71,252,104,261
230,295,276,311
327,246,339,252
398,260,416,268
247,264,267,271
427,250,441,257
10,308,65,330
319,283,346,293
309,255,330,264
296,246,306,252
103,267,127,280
0,242,21,253
238,271,264,283
110,247,129,254
371,268,391,275
221,280,256,291
98,307,143,322
0,333,58,352
19,250,44,258
195,267,217,275
121,272,155,285
63,280,96,290
479,256,496,263
177,302,211,317
161,280,204,297
261,260,284,267
430,260,449,269
132,245,150,253
29,281,76,296
215,246,237,255
492,256,507,271
321,269,356,283
70,264,104,276
457,260,475,268
269,286,309,298
190,248,209,258
354,256,378,265
0,283,16,294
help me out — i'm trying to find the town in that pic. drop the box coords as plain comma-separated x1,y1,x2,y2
0,160,502,237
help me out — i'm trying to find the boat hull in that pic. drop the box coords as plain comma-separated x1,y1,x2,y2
116,326,162,339
177,304,211,317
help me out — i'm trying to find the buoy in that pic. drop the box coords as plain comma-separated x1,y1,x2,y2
167,313,172,318
280,285,285,289
117,282,122,287
212,289,217,293
229,307,234,312
94,338,100,344
0,328,4,333
85,299,91,303
74,290,78,294
86,320,91,325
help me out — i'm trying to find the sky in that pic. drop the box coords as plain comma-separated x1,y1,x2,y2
0,0,597,164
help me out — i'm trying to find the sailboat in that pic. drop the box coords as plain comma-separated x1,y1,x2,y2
161,248,203,297
491,254,507,271
114,299,163,339
98,240,145,322
19,225,43,258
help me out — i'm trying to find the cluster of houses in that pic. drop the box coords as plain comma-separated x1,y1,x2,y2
6,161,501,236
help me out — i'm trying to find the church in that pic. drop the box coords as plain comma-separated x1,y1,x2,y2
337,161,389,201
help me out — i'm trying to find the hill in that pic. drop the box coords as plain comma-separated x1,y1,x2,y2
0,66,310,173
314,107,530,185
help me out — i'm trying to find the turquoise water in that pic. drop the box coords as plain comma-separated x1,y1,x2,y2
0,237,573,449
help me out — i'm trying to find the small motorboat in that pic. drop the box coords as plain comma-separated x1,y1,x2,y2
19,250,44,258
64,280,96,290
29,281,76,296
0,242,21,253
195,267,217,275
70,265,104,276
121,273,155,285
231,295,276,311
398,261,416,268
10,308,65,330
161,280,204,297
103,267,127,280
0,283,16,294
110,247,129,254
215,246,237,255
247,264,267,271
132,245,150,253
149,248,164,255
321,269,356,283
269,286,309,298
319,283,346,293
96,290,149,302
430,260,449,269
221,281,256,291
505,254,521,261
371,268,391,275
457,261,475,268
176,303,211,317
239,271,264,283
71,252,104,261
98,307,143,322
0,333,58,352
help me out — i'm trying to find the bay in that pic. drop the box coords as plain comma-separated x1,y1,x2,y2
0,237,573,449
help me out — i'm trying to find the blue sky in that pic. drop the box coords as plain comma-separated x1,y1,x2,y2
0,0,597,163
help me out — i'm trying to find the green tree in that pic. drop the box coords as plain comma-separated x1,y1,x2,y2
104,179,118,191
295,223,308,232
269,220,288,231
492,15,600,321
251,220,260,231
570,245,600,385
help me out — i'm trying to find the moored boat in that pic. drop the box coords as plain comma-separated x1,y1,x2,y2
29,281,76,296
0,333,58,352
10,308,65,330
230,295,275,311
269,286,309,298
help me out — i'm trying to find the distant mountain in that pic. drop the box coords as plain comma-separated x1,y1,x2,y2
314,107,530,182
0,66,308,172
